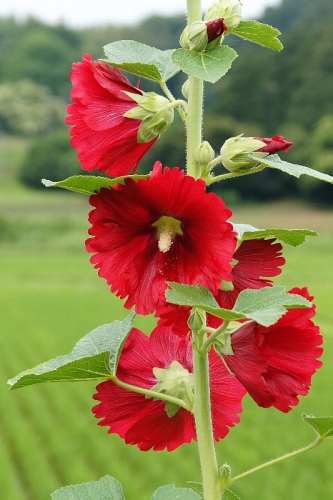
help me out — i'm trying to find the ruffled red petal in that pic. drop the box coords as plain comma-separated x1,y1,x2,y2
87,162,236,314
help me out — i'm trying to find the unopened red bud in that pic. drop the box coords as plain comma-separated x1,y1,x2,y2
205,18,228,43
255,135,293,154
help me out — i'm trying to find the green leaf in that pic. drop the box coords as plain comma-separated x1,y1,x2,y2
233,224,318,247
233,286,312,326
232,20,283,51
166,284,311,327
250,153,333,184
8,313,135,389
51,475,125,500
171,46,237,83
103,40,179,82
166,282,219,309
222,490,241,500
302,415,333,439
42,174,149,195
151,484,201,500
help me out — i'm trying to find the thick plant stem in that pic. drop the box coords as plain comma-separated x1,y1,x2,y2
186,0,204,178
193,345,221,499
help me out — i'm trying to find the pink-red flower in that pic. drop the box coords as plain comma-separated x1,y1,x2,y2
66,54,158,177
255,135,293,154
156,237,285,336
223,287,323,412
206,18,228,42
92,326,246,451
86,162,236,315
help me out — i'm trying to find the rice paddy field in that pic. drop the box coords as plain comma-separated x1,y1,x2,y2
1,137,333,499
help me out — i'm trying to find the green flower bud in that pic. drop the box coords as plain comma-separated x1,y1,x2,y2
124,92,174,143
188,307,207,334
194,141,215,165
220,134,268,172
180,21,209,52
205,0,242,31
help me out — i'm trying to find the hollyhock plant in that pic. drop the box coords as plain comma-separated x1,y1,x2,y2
86,161,236,315
156,237,285,336
222,287,323,412
66,54,173,177
92,326,246,451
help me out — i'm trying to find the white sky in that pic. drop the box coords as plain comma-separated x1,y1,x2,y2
0,0,281,27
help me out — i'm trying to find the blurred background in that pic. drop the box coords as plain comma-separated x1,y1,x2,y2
0,0,333,498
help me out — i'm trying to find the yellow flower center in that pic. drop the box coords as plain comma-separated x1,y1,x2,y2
152,215,183,253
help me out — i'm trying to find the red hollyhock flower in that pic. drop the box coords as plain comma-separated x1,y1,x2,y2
86,162,236,315
92,326,246,451
66,54,158,177
156,237,285,336
223,287,323,412
255,135,293,154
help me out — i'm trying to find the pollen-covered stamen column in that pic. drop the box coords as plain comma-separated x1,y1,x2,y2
186,0,221,498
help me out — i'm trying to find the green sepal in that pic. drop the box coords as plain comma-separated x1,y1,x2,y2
171,46,237,83
166,284,312,327
232,20,283,51
7,313,135,389
42,174,149,195
51,475,125,500
250,153,333,184
233,224,318,247
302,415,333,439
151,484,201,499
103,40,179,82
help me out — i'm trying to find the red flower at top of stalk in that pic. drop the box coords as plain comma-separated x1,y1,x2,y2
156,237,285,336
66,54,173,177
86,162,236,315
255,135,293,154
92,326,246,451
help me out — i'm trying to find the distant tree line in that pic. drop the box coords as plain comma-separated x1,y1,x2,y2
1,0,332,203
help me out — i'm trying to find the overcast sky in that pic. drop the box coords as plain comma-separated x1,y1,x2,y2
0,0,281,27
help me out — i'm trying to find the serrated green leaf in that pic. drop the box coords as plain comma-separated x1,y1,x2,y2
172,46,237,83
250,153,333,184
103,40,179,82
232,20,283,51
233,286,312,326
151,484,201,500
42,174,149,195
51,475,125,500
302,415,333,439
166,283,219,309
8,313,135,389
222,490,241,500
233,224,318,247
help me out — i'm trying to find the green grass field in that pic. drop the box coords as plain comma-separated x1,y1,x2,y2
1,145,333,499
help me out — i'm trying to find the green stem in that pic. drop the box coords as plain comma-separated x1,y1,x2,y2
206,164,265,185
228,437,324,488
111,375,191,412
201,322,229,353
186,0,204,178
193,342,221,499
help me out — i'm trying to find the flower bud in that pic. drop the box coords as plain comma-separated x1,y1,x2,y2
180,21,209,52
124,92,174,143
188,308,206,333
194,141,215,165
254,135,293,154
205,0,242,31
220,135,267,172
180,19,227,52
